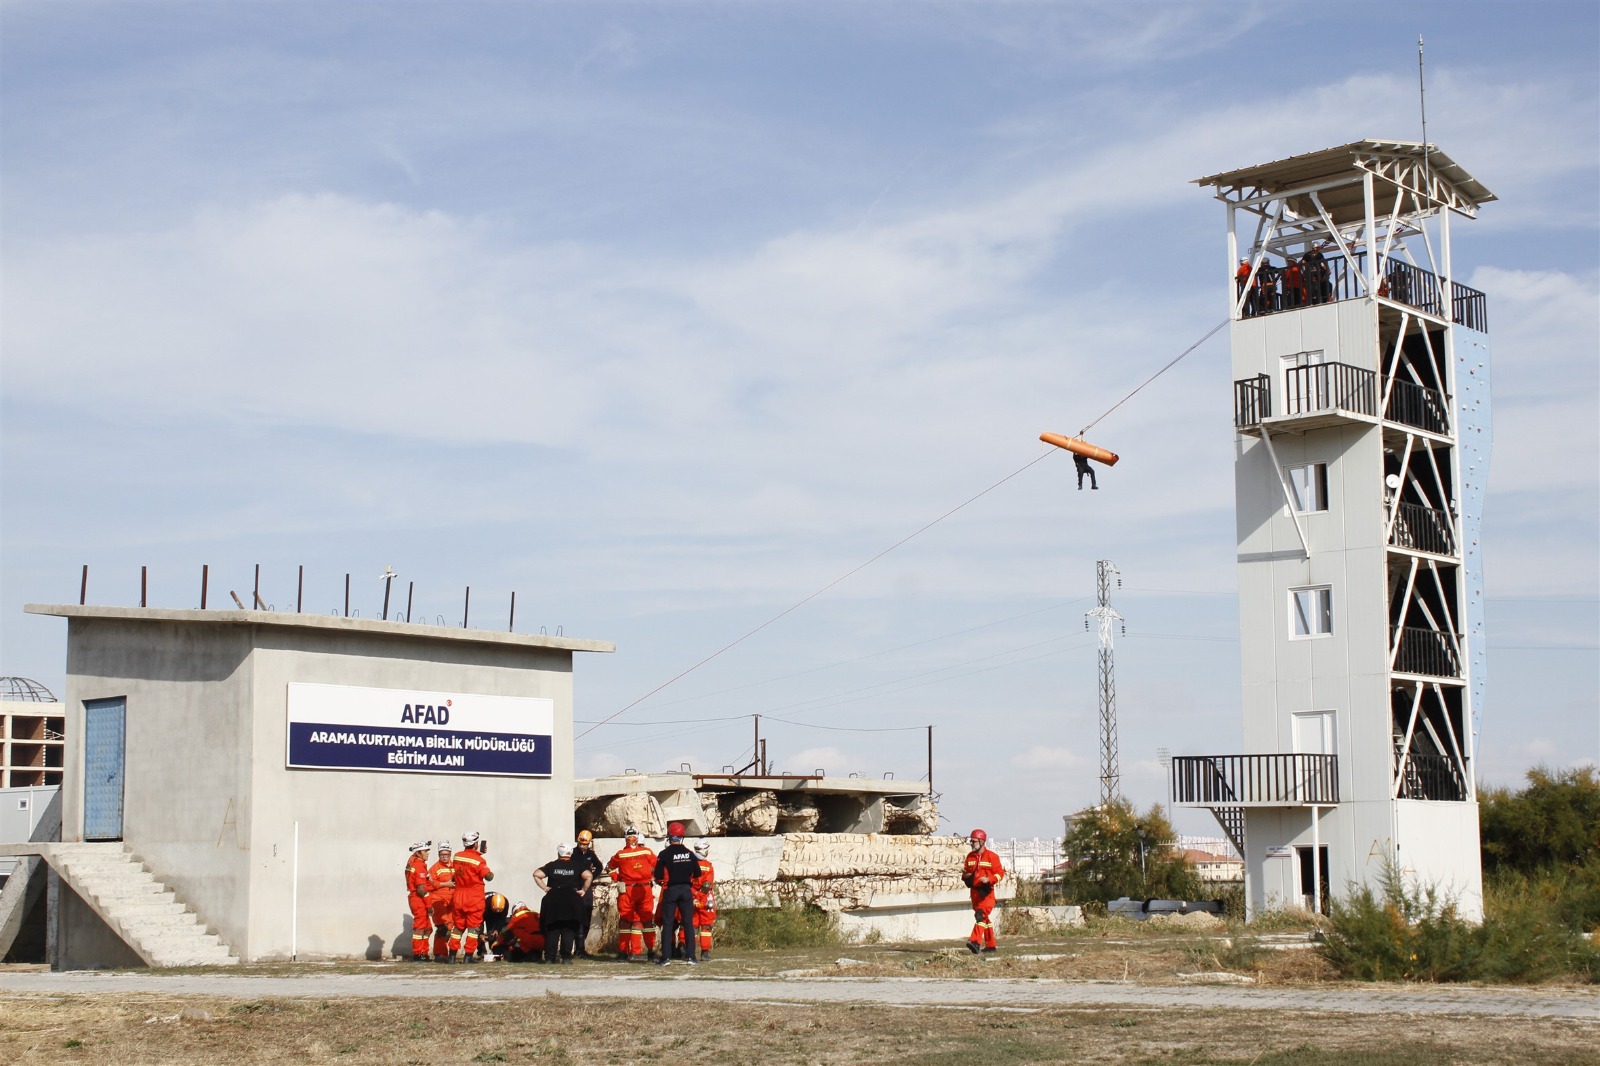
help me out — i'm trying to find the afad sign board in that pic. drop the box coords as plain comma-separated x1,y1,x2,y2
286,683,553,777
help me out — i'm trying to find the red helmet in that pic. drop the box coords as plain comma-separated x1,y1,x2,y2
969,828,987,843
668,821,686,839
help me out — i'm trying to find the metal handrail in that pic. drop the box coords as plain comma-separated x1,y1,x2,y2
1385,378,1451,434
1171,754,1339,806
1283,362,1377,417
1395,749,1468,801
1389,501,1456,556
1237,251,1488,334
1233,374,1271,427
1393,627,1462,678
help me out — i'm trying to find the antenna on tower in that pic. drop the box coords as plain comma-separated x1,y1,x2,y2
1417,35,1433,182
1086,560,1124,806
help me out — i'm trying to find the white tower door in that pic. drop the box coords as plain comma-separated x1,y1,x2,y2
1293,710,1336,755
1293,710,1336,798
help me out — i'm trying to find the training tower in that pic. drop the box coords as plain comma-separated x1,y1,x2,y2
1175,141,1494,918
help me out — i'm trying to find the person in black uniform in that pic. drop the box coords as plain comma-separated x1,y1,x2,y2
534,843,592,964
572,829,605,957
653,821,700,967
1074,453,1097,491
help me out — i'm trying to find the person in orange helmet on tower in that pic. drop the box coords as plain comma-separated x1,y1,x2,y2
605,825,657,961
961,828,1006,954
427,839,456,962
403,840,436,961
448,830,494,962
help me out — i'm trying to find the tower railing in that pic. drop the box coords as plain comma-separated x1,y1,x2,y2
1283,362,1377,418
1385,379,1451,434
1388,501,1456,556
1171,754,1339,806
1233,374,1271,428
1394,749,1469,802
1452,283,1489,332
1238,252,1488,333
1393,627,1462,678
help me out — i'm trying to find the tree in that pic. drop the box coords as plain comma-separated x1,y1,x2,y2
1059,798,1203,905
1480,765,1600,875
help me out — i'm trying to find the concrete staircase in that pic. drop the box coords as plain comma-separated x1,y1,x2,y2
47,843,238,967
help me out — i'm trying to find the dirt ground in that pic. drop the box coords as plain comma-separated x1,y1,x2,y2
3,924,1596,1065
3,991,1596,1065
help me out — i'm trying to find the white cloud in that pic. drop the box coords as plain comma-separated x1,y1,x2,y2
1009,745,1089,772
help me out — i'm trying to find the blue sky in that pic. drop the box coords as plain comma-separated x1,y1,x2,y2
3,2,1596,839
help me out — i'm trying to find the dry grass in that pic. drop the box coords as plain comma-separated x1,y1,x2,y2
2,992,1595,1065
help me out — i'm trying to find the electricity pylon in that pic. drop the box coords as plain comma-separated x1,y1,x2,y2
1086,560,1125,806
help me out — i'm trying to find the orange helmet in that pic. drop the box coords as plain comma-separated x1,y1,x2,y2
576,830,594,846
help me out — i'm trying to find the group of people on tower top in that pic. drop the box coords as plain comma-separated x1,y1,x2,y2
1237,245,1335,317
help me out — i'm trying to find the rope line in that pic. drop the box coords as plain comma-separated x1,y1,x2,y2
574,449,1054,740
581,317,1230,743
1077,318,1228,437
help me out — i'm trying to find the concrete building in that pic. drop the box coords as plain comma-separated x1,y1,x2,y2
1,698,65,788
1173,141,1493,919
3,604,611,967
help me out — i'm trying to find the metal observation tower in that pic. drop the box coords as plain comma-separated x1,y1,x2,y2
1172,141,1494,918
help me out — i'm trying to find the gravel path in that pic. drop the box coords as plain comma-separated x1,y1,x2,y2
1,969,1595,1020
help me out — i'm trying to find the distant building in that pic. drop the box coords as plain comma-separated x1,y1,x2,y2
1181,848,1245,884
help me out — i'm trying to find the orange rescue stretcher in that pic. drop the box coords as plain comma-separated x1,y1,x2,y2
1040,431,1119,466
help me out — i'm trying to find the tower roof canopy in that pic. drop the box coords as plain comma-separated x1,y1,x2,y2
1194,139,1495,223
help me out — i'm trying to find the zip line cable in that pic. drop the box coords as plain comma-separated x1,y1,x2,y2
579,319,1229,742
575,450,1054,740
604,594,1095,714
1076,318,1228,437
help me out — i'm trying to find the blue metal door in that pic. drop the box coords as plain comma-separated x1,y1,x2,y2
84,698,127,841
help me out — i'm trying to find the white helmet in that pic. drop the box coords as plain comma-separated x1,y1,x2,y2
694,840,711,857
437,840,453,854
557,842,573,857
462,830,481,849
624,825,641,838
409,839,431,854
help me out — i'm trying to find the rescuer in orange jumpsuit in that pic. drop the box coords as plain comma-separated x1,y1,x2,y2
490,901,545,962
448,830,494,962
1236,258,1255,316
428,840,456,961
605,825,657,961
962,828,1006,954
404,840,435,961
691,840,716,959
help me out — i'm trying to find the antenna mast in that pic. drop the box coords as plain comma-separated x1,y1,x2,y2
1086,559,1124,805
1417,35,1433,186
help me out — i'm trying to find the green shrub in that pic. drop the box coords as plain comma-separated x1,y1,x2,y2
717,901,842,950
1480,765,1599,875
1320,864,1598,984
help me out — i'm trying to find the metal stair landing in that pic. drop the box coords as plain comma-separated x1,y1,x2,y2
44,842,238,967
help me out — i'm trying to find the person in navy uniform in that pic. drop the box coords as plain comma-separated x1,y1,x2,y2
652,821,701,967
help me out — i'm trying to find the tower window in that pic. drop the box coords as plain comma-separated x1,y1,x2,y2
1291,586,1333,638
1286,462,1329,513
